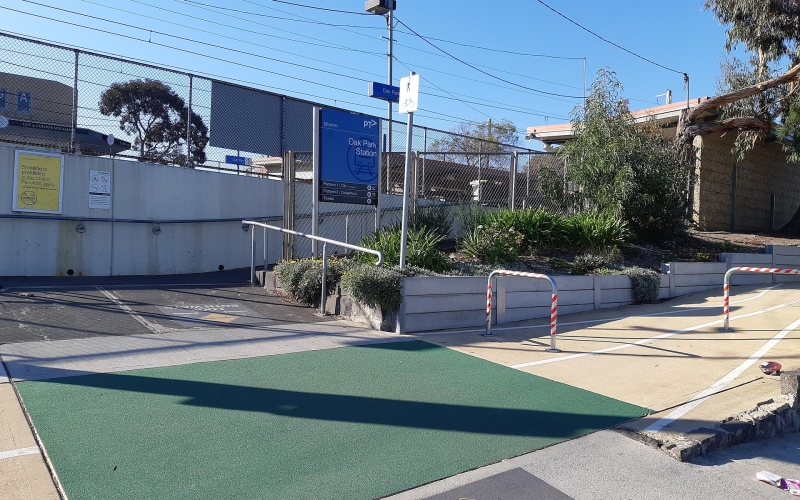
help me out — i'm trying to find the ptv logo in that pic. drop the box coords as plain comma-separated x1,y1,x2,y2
364,119,378,129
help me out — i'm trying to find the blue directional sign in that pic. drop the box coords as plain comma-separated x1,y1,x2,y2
319,108,380,205
225,155,250,166
368,82,400,103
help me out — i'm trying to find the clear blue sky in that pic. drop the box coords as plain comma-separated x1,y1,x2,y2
0,0,736,150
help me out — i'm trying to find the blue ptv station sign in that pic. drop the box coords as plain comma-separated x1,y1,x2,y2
319,108,380,205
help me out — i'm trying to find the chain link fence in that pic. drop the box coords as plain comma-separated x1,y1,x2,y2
0,31,570,260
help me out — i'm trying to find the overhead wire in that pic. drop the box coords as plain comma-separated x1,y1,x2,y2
19,1,379,84
177,0,380,29
154,0,383,56
178,0,587,98
0,25,488,130
393,16,584,99
535,0,686,77
128,0,574,115
76,0,387,80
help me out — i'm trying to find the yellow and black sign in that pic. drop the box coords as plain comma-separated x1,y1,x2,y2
12,150,64,214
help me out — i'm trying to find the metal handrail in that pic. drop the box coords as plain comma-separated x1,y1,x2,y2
484,269,560,352
243,220,383,316
721,266,800,330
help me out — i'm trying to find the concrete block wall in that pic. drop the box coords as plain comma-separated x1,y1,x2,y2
400,250,800,334
401,273,671,334
695,133,800,232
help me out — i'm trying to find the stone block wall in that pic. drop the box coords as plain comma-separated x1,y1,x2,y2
694,133,800,232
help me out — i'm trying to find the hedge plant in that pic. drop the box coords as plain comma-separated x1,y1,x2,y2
623,266,660,304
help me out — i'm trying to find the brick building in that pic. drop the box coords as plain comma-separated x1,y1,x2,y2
526,98,800,232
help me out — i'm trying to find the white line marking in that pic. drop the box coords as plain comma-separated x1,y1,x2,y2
644,315,800,433
509,297,800,369
0,446,41,460
97,287,169,335
415,285,782,337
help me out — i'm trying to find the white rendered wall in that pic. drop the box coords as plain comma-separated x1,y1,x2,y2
0,144,282,276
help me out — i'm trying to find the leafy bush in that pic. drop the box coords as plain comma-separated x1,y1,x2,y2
340,263,404,312
460,222,524,264
456,202,490,235
483,207,567,252
719,240,738,253
548,257,572,271
357,224,450,273
541,68,691,239
574,249,623,272
274,258,346,304
573,253,609,271
410,204,454,239
623,266,660,304
565,211,631,250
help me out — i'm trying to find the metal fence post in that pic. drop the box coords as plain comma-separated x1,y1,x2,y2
421,127,427,199
250,227,256,285
412,151,419,214
312,107,320,258
268,227,269,274
70,49,79,154
282,150,296,261
186,74,193,167
477,140,483,204
319,242,328,316
509,151,518,210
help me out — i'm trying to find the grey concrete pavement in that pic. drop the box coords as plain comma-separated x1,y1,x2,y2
388,430,800,500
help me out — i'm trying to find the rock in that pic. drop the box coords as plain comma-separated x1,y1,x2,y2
781,370,800,400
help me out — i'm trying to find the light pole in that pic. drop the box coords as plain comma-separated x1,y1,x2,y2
365,0,396,192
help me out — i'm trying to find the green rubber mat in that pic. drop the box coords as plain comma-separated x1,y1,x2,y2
17,341,648,499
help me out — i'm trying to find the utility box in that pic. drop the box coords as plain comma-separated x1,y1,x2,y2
365,0,396,15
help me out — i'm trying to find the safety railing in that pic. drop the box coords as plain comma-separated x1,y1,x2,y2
242,220,384,316
484,270,560,352
721,267,800,330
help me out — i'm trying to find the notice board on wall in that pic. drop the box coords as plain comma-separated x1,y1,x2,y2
12,149,64,214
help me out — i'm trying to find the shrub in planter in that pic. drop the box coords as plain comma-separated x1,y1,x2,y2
274,258,346,304
410,204,454,239
340,263,404,312
460,222,524,264
484,207,567,252
565,211,630,251
357,224,450,273
623,266,660,304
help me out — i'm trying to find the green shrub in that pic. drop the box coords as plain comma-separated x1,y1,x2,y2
484,207,566,252
574,249,623,272
274,258,346,304
358,224,450,273
410,204,454,239
719,240,738,253
456,202,490,235
623,266,660,304
340,263,404,311
548,257,572,271
570,264,589,275
460,222,524,264
565,211,630,250
573,253,608,272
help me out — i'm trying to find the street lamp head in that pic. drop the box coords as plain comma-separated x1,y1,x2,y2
365,0,396,15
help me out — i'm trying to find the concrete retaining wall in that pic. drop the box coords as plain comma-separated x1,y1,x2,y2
401,273,672,334
0,144,283,276
400,246,800,334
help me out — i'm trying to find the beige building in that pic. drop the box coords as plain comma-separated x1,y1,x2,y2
0,72,129,154
526,99,800,232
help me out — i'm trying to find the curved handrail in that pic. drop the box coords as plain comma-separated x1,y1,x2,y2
721,266,800,330
484,269,559,352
